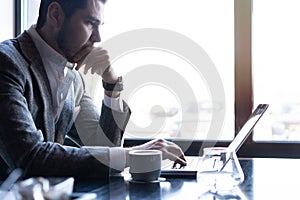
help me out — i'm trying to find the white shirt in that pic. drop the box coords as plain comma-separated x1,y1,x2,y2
27,25,126,172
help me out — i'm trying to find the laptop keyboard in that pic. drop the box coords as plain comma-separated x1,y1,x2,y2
172,156,202,170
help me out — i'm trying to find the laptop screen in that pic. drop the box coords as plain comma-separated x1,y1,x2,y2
228,104,269,152
160,104,269,177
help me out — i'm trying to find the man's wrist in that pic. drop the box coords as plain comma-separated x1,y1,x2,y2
103,76,123,98
104,90,121,98
102,76,123,91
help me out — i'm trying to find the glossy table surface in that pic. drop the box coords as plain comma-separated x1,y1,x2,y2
73,158,300,199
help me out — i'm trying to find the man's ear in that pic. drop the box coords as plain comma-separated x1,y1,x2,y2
47,2,65,28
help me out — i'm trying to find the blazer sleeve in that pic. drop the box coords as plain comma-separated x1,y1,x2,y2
71,72,131,147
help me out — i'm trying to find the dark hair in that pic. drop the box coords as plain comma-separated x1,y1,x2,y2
36,0,106,29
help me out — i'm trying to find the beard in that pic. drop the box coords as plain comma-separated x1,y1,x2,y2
55,19,94,63
56,28,92,63
56,29,74,61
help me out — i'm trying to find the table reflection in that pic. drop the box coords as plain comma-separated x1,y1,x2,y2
73,158,300,199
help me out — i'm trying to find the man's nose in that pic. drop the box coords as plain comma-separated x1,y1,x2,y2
90,28,101,43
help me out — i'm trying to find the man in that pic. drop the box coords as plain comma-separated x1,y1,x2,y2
0,0,186,179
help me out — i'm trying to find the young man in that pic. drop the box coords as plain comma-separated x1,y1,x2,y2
0,0,186,179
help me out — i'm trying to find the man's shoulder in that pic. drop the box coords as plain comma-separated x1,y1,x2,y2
0,39,23,66
0,33,34,66
0,31,33,56
0,38,16,53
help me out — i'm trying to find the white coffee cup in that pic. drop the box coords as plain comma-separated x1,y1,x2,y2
129,150,162,182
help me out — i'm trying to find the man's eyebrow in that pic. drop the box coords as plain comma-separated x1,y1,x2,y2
85,16,102,25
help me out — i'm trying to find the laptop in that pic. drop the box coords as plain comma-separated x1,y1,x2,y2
161,104,269,178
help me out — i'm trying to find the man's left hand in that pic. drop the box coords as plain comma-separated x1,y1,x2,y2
126,139,187,167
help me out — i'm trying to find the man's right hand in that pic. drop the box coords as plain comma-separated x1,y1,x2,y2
75,46,119,84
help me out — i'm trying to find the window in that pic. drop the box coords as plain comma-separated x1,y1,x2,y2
252,0,300,142
0,1,14,41
19,0,235,143
234,0,300,158
19,0,40,32
92,0,235,141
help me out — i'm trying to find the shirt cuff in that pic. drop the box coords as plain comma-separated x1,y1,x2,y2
109,147,126,172
103,94,124,112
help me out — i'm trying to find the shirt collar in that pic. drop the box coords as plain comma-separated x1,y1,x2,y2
27,25,76,71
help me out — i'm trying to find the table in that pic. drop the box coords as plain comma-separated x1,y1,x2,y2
73,158,300,199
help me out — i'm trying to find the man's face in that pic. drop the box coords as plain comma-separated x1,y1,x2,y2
56,0,104,62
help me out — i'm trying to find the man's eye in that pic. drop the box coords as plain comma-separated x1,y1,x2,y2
87,21,99,30
85,20,94,26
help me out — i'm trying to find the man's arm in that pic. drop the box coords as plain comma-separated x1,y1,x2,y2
0,45,111,179
69,71,131,147
71,47,185,170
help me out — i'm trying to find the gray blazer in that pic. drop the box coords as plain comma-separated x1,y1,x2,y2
0,32,131,179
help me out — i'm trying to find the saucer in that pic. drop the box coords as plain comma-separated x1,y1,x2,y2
128,177,166,184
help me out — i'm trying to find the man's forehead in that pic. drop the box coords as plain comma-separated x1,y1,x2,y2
80,0,104,22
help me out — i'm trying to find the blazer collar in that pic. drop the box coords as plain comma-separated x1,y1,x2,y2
16,31,56,140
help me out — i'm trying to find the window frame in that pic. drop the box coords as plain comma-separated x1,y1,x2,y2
15,0,21,37
235,0,300,158
14,0,300,158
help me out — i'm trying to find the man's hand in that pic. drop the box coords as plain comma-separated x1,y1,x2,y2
74,46,118,83
126,139,187,167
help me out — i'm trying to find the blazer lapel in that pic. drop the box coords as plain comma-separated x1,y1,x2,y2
16,32,55,141
55,84,75,144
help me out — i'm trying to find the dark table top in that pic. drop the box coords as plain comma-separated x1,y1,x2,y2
73,158,300,199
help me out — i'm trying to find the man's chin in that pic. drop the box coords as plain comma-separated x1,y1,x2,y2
67,56,77,63
66,51,83,63
71,46,94,64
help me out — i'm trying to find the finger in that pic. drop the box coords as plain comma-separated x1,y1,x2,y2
163,141,187,165
82,54,110,75
180,154,187,162
97,60,111,70
84,64,91,74
164,150,187,166
75,63,83,71
164,141,186,160
171,151,186,166
91,66,97,74
91,61,110,75
169,146,185,159
174,157,187,167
